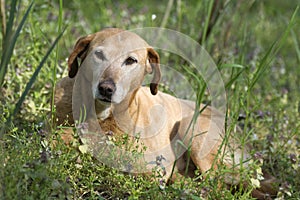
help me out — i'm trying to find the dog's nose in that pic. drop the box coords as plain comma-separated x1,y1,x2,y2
98,79,116,100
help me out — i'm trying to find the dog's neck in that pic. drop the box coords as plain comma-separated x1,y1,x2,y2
94,88,140,133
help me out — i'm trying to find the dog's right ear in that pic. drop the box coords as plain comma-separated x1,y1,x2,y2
68,34,96,78
147,48,161,95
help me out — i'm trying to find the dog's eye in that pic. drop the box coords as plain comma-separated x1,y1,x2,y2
123,56,138,65
95,50,107,61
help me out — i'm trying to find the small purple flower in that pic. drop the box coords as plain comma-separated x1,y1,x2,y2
256,110,264,118
253,152,263,160
156,155,166,166
159,179,165,190
105,130,114,136
76,122,89,134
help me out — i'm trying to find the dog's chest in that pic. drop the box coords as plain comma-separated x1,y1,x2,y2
98,116,124,136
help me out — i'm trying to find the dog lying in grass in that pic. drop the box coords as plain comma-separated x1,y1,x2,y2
54,28,277,199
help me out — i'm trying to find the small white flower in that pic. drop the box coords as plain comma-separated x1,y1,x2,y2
151,14,157,21
250,178,260,188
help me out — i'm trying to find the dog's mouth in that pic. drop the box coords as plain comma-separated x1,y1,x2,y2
97,97,112,104
94,91,115,105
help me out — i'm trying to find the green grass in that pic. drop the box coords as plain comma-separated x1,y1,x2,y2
1,0,300,199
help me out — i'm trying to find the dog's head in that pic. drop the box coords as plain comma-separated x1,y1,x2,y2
68,28,161,104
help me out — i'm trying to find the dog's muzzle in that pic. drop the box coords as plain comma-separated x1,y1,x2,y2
97,79,116,102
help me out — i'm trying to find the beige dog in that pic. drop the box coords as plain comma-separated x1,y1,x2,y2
54,28,276,199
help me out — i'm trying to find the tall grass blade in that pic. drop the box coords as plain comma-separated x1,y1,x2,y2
12,29,66,118
218,63,245,89
225,68,245,90
1,28,66,137
160,0,174,28
0,1,34,86
50,0,64,127
291,29,300,63
3,0,17,42
249,6,299,90
201,0,214,46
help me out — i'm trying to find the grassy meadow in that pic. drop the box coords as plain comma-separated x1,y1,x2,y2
0,0,300,199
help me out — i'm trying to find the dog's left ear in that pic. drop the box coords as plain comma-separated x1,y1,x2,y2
147,48,161,95
68,34,96,78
